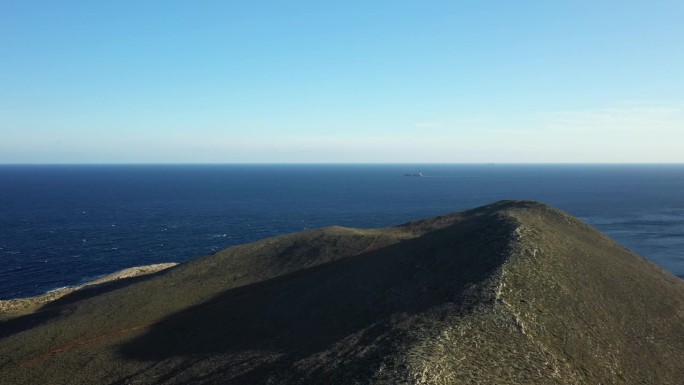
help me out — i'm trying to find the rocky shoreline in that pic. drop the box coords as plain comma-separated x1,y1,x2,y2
0,263,177,317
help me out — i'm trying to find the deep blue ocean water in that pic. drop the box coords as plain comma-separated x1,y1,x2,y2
1,164,683,300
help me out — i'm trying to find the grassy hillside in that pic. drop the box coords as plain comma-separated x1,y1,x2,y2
1,201,682,384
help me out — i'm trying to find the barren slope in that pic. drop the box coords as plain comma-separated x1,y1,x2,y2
1,201,682,384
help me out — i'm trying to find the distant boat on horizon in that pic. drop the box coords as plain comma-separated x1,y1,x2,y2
404,172,423,177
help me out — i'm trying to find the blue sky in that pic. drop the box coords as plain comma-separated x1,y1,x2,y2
1,1,683,163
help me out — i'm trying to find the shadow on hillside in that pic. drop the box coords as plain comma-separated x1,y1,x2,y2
115,207,517,384
0,270,171,340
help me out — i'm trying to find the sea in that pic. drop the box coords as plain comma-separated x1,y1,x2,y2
1,164,683,300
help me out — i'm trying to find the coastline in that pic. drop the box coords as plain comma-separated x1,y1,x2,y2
0,263,177,318
2,164,683,299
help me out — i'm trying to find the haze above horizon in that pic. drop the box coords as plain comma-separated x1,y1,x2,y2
2,1,683,163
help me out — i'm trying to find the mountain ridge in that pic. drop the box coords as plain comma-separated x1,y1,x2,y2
1,200,682,384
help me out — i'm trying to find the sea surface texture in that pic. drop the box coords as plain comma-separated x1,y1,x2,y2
1,164,683,300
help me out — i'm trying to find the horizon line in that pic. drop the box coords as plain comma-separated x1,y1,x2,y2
1,162,684,166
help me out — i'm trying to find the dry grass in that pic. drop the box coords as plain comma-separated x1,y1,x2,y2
1,201,682,385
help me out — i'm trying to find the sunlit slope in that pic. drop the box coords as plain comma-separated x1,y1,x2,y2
1,201,682,384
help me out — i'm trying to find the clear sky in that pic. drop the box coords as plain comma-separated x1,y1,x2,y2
1,1,682,163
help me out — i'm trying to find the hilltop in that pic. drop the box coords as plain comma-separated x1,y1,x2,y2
1,201,682,384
